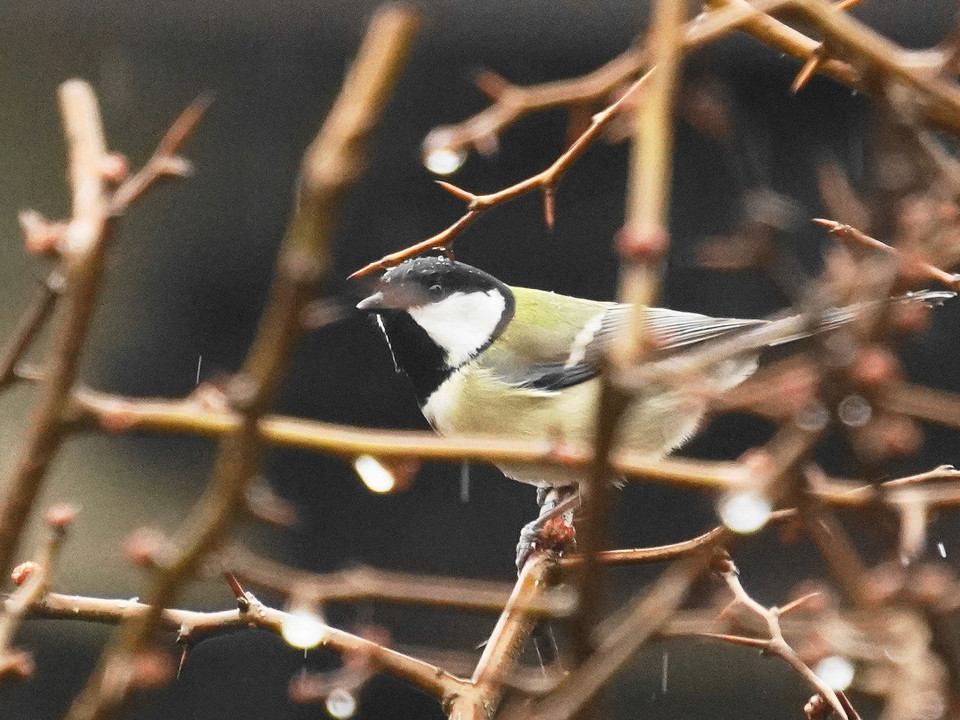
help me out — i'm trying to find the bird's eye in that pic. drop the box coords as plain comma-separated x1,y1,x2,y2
429,284,443,297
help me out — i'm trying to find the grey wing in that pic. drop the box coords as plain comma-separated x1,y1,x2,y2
569,305,768,366
511,305,767,392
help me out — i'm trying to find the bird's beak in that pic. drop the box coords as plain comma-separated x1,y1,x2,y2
357,283,424,312
356,290,387,312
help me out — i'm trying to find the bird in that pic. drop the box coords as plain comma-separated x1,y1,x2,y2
356,255,952,562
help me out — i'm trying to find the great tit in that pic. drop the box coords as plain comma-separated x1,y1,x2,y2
357,256,952,489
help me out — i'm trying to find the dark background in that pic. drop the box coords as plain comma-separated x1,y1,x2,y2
0,1,957,718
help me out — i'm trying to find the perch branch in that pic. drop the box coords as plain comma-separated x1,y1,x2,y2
559,508,797,568
447,552,556,720
514,552,709,720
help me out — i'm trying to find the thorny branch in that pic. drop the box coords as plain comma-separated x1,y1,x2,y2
703,553,855,719
9,588,467,701
349,69,655,278
65,7,420,720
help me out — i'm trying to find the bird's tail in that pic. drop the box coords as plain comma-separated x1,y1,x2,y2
767,289,955,347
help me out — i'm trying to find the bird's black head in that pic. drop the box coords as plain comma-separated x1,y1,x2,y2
356,257,515,402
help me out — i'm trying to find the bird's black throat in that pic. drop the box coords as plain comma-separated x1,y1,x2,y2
375,311,452,405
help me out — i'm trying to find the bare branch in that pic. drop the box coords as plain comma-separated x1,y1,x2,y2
16,590,467,701
65,8,420,720
109,94,210,214
220,545,574,616
706,555,856,720
446,552,558,720
0,80,111,579
349,69,654,278
511,553,709,720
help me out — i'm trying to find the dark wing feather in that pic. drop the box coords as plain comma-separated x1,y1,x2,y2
510,305,767,392
513,362,599,391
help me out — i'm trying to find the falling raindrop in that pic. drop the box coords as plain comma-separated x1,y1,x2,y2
460,462,471,503
938,541,947,558
661,650,669,694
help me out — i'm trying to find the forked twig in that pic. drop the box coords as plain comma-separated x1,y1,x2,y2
703,554,855,720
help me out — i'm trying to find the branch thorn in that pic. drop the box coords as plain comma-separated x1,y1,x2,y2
778,591,822,615
224,572,251,612
475,70,512,101
435,180,475,203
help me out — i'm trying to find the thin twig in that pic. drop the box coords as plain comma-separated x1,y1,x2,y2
0,504,75,675
349,69,655,278
815,218,960,290
788,0,960,135
704,555,855,720
0,274,63,391
109,94,210,214
220,545,574,616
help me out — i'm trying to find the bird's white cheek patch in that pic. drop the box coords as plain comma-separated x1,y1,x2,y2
408,290,506,368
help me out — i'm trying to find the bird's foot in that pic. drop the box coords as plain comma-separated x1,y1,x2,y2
515,486,579,572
